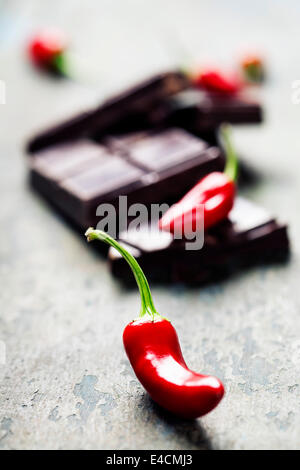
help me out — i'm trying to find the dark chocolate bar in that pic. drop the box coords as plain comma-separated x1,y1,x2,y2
108,198,289,284
164,90,263,133
29,128,224,228
27,71,188,153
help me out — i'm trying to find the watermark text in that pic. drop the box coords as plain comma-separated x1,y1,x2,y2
95,197,204,251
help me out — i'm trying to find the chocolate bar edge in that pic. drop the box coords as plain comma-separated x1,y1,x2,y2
26,71,189,154
108,223,290,285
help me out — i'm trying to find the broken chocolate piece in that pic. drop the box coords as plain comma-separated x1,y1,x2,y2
108,198,289,284
29,128,224,228
166,90,263,133
29,140,106,181
124,128,208,172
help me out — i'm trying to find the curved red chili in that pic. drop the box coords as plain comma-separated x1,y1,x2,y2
123,318,224,418
85,229,224,419
159,124,238,235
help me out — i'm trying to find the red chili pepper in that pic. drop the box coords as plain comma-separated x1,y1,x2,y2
241,54,264,83
28,31,67,75
159,125,237,235
193,69,241,94
85,229,225,419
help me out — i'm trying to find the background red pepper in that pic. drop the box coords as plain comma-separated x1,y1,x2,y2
159,124,238,235
28,31,67,75
193,69,241,94
86,229,224,419
241,54,265,83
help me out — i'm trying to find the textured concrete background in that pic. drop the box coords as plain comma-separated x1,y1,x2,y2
1,0,300,450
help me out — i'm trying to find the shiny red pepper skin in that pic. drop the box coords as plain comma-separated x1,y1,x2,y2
123,317,224,419
193,70,241,94
28,31,66,69
159,172,235,235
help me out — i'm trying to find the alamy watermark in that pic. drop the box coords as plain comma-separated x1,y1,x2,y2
0,80,5,104
95,196,204,250
0,341,6,365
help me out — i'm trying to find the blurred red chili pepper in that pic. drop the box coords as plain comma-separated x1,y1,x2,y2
241,54,265,83
28,30,67,75
193,69,241,94
159,124,237,235
85,228,224,419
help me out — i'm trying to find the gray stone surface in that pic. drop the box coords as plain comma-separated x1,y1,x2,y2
1,0,300,450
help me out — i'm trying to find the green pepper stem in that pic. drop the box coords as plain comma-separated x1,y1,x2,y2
220,124,238,182
52,52,70,78
85,228,158,319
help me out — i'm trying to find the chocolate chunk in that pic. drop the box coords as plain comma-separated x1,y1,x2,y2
106,128,218,172
104,131,151,154
166,90,263,132
108,198,289,284
60,157,144,201
29,128,224,228
124,128,208,172
30,153,145,228
27,71,188,153
29,140,107,181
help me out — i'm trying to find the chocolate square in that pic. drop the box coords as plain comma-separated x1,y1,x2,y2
59,157,144,201
29,140,107,181
126,128,208,172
